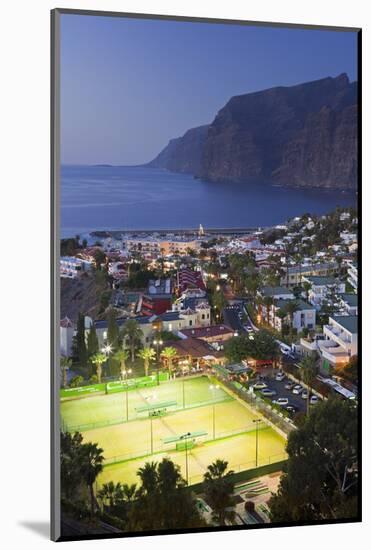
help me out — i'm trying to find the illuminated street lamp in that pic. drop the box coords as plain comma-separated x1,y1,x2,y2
101,344,112,355
101,345,112,392
153,337,163,385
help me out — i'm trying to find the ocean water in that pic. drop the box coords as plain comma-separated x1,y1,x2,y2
61,165,356,238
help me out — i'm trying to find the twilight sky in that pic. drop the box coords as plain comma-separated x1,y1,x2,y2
60,14,357,165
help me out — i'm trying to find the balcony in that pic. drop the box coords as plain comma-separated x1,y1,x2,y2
300,338,318,353
317,339,349,365
323,324,351,346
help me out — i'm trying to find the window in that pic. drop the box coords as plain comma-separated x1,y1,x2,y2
189,320,192,326
202,314,205,320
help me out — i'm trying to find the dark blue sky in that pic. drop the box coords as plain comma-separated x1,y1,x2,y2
60,14,358,165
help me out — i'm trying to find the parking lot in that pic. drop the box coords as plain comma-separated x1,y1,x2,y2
250,369,311,414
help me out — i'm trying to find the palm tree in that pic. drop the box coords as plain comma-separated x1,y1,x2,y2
203,459,235,525
121,320,143,362
161,346,177,375
137,462,158,495
302,281,312,302
98,481,122,509
138,347,156,377
115,349,130,379
91,352,106,384
122,483,137,502
256,295,264,323
263,296,274,325
276,309,287,337
299,355,318,415
60,355,72,388
284,300,299,339
80,442,104,513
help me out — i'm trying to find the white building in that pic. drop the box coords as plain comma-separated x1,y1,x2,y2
60,256,92,278
319,315,358,365
60,317,74,357
347,263,358,291
267,299,316,332
302,276,346,309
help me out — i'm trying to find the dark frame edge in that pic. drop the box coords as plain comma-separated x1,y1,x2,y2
51,7,62,543
52,7,361,32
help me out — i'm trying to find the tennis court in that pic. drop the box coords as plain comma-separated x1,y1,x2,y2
61,374,287,487
61,375,230,431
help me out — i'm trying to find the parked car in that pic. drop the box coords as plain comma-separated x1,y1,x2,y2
292,385,303,395
275,371,285,381
301,390,309,399
285,405,298,415
260,388,277,397
310,395,319,405
253,381,267,390
246,326,254,333
273,397,289,406
285,380,295,390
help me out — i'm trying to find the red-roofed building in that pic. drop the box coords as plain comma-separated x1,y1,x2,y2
176,268,206,295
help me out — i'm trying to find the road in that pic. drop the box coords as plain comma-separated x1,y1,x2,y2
223,304,246,334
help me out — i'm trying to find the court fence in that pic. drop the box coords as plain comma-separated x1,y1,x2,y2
213,366,296,437
102,422,276,467
62,393,233,433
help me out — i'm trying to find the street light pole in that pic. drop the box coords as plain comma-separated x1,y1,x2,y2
153,337,163,386
180,432,191,484
209,384,219,440
121,368,132,421
150,415,153,454
253,418,262,468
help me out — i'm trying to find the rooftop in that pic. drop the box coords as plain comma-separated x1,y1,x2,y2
179,324,234,339
275,298,315,311
339,294,358,307
165,338,222,358
260,286,293,297
303,276,337,286
331,315,358,334
147,278,172,295
285,262,337,274
93,315,152,329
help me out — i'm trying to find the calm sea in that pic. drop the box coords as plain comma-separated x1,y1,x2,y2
61,165,356,238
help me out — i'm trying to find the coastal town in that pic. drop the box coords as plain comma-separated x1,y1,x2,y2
60,206,358,532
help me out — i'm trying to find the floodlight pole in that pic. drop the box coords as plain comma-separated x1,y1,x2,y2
122,368,132,422
212,403,215,440
150,415,153,454
253,418,262,468
181,432,191,484
209,384,219,440
153,337,163,386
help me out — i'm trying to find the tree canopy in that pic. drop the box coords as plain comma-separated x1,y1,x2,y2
269,397,358,523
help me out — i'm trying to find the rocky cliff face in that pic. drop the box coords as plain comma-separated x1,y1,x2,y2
147,125,209,174
148,74,357,189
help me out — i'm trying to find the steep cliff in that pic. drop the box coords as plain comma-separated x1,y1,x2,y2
147,74,357,189
147,125,209,174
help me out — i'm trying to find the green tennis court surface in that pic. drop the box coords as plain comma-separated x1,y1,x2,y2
61,375,287,487
97,428,287,487
61,375,230,431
